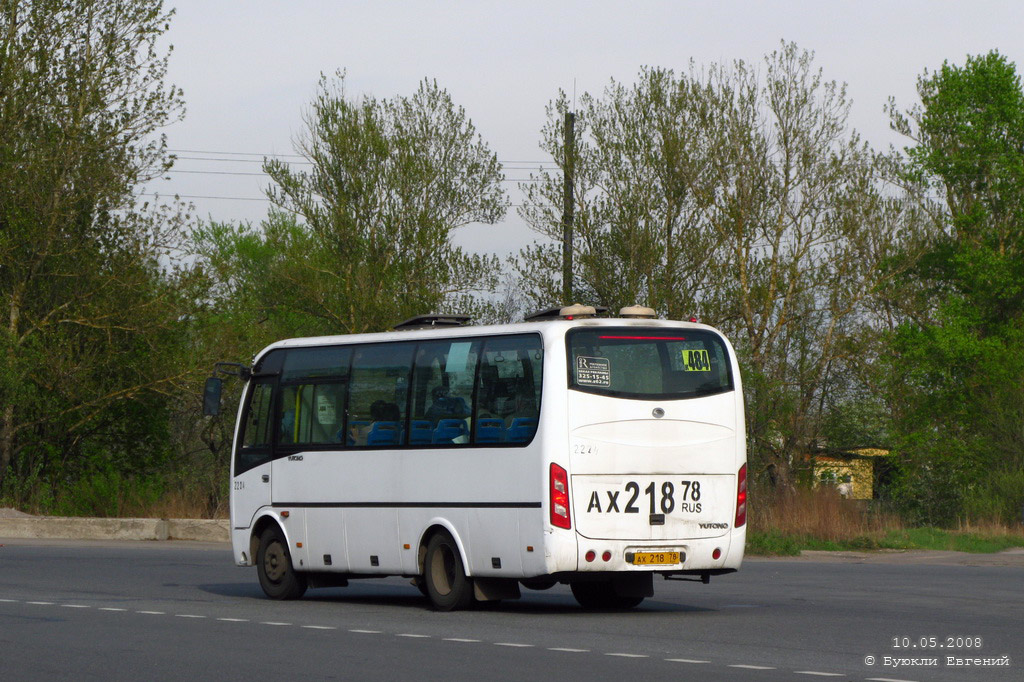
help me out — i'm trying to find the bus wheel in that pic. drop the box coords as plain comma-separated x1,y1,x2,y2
570,581,644,610
257,526,307,600
423,531,473,611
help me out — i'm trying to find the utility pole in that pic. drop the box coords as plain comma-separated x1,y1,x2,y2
561,111,575,304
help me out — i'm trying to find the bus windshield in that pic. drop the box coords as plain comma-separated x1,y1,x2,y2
566,327,733,400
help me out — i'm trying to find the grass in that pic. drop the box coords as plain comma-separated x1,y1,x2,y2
4,472,228,519
746,487,1024,555
876,527,1024,553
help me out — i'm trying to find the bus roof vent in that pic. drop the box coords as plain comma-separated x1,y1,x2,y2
524,304,608,322
393,313,471,331
618,305,657,319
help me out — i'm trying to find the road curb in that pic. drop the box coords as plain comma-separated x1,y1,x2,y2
0,517,229,542
167,518,230,542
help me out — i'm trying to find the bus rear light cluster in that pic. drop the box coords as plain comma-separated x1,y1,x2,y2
585,550,596,562
735,463,747,527
712,547,722,560
550,463,572,529
584,550,614,563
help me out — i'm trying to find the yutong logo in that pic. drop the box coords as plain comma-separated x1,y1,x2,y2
699,522,729,529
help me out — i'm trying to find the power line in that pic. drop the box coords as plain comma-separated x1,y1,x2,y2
140,192,531,208
167,169,268,177
168,148,305,158
168,148,558,167
172,156,555,172
157,170,541,182
173,155,283,164
140,192,269,202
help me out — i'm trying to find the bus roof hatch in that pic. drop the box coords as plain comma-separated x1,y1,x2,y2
393,313,471,331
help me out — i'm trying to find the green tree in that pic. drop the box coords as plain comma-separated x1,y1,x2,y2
517,44,919,488
885,51,1024,524
0,0,187,501
516,66,718,320
193,73,507,343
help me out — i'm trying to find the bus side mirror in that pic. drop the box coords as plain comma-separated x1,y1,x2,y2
203,377,223,416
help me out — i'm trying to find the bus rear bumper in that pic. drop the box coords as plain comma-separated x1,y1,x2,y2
569,532,744,573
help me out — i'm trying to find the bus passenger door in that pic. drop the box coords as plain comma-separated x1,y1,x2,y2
231,379,275,530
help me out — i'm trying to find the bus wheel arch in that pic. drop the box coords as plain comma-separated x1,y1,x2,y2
253,519,307,600
416,522,469,575
419,526,474,611
249,515,277,564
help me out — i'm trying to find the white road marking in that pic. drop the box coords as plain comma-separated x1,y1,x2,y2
867,678,919,682
728,664,776,670
2,593,849,681
795,672,844,677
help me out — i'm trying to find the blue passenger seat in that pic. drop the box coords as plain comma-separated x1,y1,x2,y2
409,420,433,445
367,421,400,446
476,418,505,443
433,418,468,444
506,417,538,443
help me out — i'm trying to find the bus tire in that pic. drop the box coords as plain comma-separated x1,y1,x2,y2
570,581,644,610
256,525,307,600
423,531,473,611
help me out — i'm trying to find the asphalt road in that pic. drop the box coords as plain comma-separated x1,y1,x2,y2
0,539,1020,681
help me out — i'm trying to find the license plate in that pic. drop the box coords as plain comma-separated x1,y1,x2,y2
631,551,680,565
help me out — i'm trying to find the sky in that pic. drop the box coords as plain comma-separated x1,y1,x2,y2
149,0,1024,257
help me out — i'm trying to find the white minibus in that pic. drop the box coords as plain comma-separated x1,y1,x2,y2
206,305,746,610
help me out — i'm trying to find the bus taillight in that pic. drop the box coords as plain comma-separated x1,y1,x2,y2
550,463,571,529
735,464,747,527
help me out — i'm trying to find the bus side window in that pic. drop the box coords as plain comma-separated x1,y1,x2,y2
277,346,352,446
348,342,415,447
279,383,347,445
476,335,543,445
238,380,275,472
242,382,274,448
278,385,297,444
411,340,479,446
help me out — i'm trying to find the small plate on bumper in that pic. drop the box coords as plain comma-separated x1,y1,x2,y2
627,551,682,565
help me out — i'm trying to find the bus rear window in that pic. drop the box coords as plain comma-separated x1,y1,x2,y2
566,327,733,400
